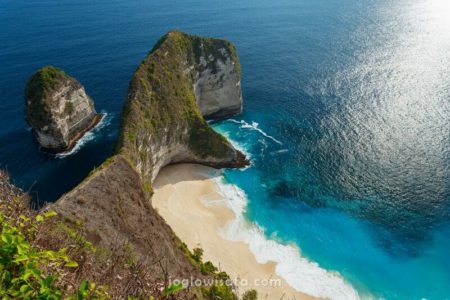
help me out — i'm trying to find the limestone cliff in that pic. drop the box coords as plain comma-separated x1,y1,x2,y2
7,32,248,298
117,31,248,187
49,31,249,296
25,66,101,153
51,31,249,283
192,34,243,119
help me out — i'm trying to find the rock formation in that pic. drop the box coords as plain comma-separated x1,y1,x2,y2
117,31,248,187
6,31,249,298
25,66,102,153
49,31,249,297
192,35,243,119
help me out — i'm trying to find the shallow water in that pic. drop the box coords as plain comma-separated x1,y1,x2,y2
1,0,449,298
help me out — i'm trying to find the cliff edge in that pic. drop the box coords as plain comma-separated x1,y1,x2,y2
25,66,101,153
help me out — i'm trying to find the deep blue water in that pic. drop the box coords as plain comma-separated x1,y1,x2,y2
1,0,449,298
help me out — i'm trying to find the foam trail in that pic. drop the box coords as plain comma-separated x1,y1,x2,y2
227,119,283,145
271,149,289,155
213,178,360,300
56,112,110,159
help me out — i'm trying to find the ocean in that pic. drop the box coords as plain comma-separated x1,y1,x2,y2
1,0,449,298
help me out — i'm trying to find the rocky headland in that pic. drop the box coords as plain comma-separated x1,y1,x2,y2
117,31,248,188
3,31,253,299
25,66,102,153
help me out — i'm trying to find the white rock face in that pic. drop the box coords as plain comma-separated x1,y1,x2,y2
194,49,243,119
25,67,100,153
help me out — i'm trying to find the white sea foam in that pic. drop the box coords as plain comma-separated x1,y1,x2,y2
227,119,283,145
271,149,289,155
213,128,253,171
56,112,110,159
212,177,360,300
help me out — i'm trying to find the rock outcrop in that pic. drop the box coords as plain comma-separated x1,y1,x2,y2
25,66,101,153
117,31,248,188
192,35,243,119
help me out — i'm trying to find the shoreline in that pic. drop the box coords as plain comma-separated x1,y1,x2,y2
152,163,315,300
40,113,104,155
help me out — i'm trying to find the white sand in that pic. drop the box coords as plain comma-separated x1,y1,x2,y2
153,164,315,300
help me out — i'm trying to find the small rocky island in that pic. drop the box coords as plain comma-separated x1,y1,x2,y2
24,66,102,153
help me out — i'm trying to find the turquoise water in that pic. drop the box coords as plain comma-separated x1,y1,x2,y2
1,0,449,298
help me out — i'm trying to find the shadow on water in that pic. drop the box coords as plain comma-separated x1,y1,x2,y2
0,125,115,208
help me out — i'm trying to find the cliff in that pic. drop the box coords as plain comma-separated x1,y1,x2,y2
192,34,243,119
51,31,248,297
51,156,209,294
25,66,102,153
0,166,216,299
117,31,248,188
4,31,249,299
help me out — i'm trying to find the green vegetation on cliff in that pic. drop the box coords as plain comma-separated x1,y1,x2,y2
0,173,247,299
117,31,247,190
24,66,74,129
0,194,106,299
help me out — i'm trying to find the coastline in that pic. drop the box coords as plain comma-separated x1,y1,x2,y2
40,113,104,155
54,113,108,158
153,163,315,300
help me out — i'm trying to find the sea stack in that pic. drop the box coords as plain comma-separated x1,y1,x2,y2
24,66,101,153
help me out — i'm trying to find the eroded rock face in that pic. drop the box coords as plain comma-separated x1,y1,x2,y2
192,37,243,119
25,66,101,153
118,31,248,188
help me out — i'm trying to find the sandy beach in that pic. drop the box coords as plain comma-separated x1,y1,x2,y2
153,164,315,300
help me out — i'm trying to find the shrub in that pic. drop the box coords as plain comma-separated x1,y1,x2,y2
192,247,204,262
0,209,106,299
202,283,238,300
242,289,258,300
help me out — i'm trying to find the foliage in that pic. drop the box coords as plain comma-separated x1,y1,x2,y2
24,66,74,129
179,245,218,276
192,248,204,263
202,284,238,300
176,243,237,299
242,290,257,300
200,261,217,275
0,207,106,299
162,283,184,297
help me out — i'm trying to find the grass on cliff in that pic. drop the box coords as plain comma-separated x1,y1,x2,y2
0,197,255,300
24,66,73,129
0,196,189,299
177,241,243,300
117,31,238,188
0,197,106,299
1,171,254,299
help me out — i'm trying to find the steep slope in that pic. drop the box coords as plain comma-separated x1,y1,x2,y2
51,156,203,284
